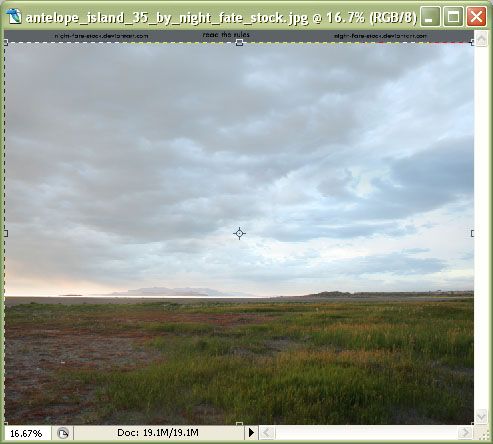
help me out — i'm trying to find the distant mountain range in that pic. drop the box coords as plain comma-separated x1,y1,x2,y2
101,287,254,297
90,288,473,299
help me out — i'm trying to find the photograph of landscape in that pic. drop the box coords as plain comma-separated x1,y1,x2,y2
4,43,473,425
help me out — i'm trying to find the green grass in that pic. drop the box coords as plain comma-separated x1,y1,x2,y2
7,299,473,424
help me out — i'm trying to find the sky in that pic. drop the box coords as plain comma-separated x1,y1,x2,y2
5,43,474,296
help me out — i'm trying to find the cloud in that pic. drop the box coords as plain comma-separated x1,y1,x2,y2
346,136,473,222
5,43,474,294
331,252,447,276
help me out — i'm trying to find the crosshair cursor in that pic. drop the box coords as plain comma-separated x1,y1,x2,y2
234,227,246,240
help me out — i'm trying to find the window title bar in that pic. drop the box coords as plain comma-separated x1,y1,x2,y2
1,1,491,30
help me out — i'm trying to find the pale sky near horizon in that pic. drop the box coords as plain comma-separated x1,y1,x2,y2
5,43,474,296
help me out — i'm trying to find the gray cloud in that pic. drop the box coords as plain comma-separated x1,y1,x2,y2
5,43,474,294
346,136,474,222
332,252,447,276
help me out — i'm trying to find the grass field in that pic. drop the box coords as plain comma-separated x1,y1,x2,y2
5,299,473,425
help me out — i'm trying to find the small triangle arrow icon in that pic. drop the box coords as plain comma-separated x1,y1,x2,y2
248,428,254,437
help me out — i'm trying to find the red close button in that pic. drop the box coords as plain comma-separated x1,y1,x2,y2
466,6,487,26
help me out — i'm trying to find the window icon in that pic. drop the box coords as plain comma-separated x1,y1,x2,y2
6,8,21,24
467,6,487,27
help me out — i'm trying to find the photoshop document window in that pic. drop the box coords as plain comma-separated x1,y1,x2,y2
0,1,491,442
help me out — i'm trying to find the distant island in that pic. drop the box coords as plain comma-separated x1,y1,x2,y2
98,287,254,297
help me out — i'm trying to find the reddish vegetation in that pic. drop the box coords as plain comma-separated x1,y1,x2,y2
5,307,269,424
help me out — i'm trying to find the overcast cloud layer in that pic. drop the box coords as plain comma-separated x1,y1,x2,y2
5,44,474,296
